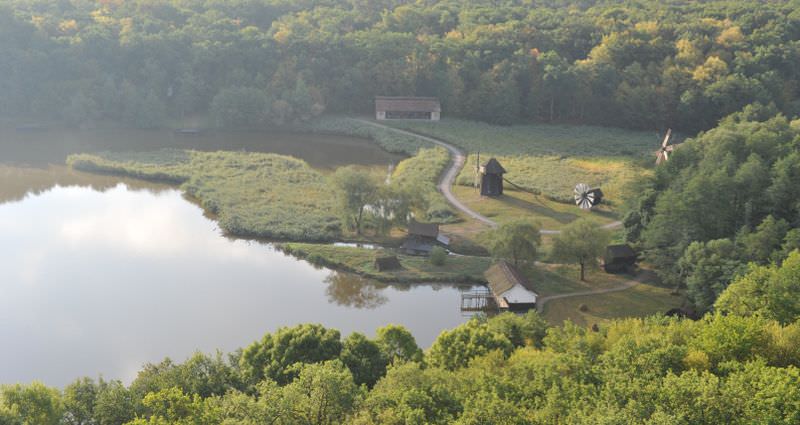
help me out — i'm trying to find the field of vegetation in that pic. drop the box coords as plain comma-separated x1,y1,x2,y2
280,243,491,284
392,118,654,204
68,150,343,241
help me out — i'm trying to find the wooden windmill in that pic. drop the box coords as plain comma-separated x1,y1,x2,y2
656,128,677,165
574,183,603,210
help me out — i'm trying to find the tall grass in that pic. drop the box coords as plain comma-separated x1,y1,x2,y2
69,150,342,241
391,118,654,203
391,147,455,222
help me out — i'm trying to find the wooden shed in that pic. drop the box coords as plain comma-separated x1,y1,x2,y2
374,255,402,271
603,244,637,273
401,219,449,256
375,96,441,121
484,261,538,311
480,158,506,197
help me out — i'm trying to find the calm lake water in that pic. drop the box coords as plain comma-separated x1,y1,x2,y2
0,130,474,387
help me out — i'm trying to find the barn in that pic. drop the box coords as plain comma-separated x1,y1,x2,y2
401,219,450,256
484,261,538,311
603,244,638,273
480,158,506,197
375,96,441,121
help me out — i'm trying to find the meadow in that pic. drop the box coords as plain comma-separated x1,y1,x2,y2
69,150,343,241
391,118,655,204
280,243,491,283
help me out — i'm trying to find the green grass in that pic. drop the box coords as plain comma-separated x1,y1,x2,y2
542,284,684,327
390,118,653,204
390,118,658,157
280,243,492,283
391,147,455,222
68,150,342,241
450,185,617,229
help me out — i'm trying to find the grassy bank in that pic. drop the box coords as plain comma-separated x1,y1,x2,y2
390,118,653,204
302,116,456,221
68,150,342,241
281,243,491,283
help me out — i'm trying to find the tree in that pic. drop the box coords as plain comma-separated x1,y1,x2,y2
340,333,389,388
63,378,98,425
375,324,423,365
551,219,611,281
428,319,513,370
277,360,361,425
332,167,380,235
210,86,269,128
240,324,343,386
429,246,447,266
716,250,800,324
486,220,541,267
0,382,63,425
678,238,745,312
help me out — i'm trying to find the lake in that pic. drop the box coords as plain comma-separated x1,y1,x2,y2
0,130,474,387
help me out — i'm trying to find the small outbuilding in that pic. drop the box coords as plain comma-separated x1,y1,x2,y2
375,96,441,121
484,261,538,311
603,244,638,273
480,158,506,197
401,219,449,256
374,255,402,272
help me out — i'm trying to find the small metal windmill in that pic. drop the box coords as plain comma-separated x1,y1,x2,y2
574,183,603,210
656,128,675,165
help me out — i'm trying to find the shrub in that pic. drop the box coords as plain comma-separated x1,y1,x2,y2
430,246,447,266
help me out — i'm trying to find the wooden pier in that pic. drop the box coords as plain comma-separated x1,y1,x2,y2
460,288,497,312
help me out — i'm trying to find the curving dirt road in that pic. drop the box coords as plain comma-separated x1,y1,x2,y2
354,119,623,234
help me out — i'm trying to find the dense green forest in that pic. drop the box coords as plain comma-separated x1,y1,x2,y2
1,0,799,130
2,278,799,424
624,104,800,312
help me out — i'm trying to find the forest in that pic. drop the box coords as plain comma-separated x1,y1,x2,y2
1,0,799,131
2,284,799,424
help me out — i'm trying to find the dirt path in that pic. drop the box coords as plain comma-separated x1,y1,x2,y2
353,119,623,234
535,271,648,312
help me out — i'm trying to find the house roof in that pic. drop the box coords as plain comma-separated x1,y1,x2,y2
407,219,439,238
375,96,441,113
605,244,637,260
481,158,506,175
484,261,538,304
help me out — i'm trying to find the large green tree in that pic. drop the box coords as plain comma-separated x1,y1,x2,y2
551,219,611,281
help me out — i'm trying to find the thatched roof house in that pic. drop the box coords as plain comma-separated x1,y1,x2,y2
375,96,441,121
603,244,637,273
402,219,449,256
484,261,538,311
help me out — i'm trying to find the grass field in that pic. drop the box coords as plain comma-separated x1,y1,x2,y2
542,284,684,327
302,116,426,155
391,147,455,222
391,118,654,204
280,243,491,283
68,150,343,241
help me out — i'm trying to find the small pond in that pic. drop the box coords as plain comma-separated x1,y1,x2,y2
0,129,474,387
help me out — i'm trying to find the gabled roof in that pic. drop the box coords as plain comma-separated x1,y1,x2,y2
481,158,506,175
605,244,637,260
407,219,439,238
484,261,538,303
375,96,441,113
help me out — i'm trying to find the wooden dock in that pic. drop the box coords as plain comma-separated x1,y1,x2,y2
460,288,497,312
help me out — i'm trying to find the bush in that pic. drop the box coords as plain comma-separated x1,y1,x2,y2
430,247,447,266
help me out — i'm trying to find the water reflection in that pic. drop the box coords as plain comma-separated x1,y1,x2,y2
0,128,403,168
0,184,477,386
324,273,389,309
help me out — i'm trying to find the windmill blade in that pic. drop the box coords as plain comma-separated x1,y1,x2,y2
661,128,672,148
663,150,669,161
656,151,665,165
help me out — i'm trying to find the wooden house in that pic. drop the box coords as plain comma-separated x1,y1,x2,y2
480,158,506,197
603,244,637,273
484,261,538,311
401,219,449,256
374,255,402,271
375,97,441,121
